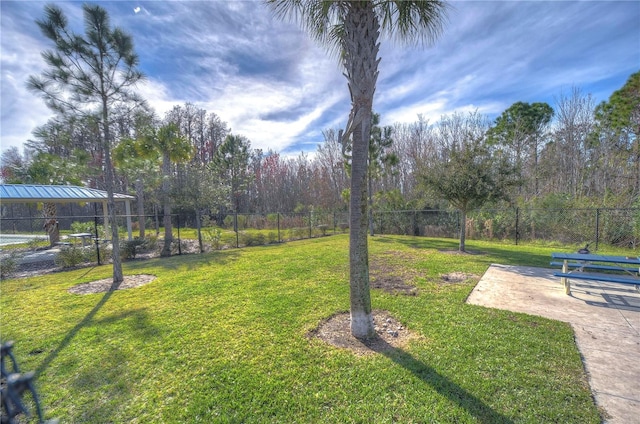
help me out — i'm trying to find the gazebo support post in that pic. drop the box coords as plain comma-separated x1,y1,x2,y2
125,200,133,241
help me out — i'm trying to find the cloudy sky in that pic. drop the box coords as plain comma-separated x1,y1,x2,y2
1,1,638,156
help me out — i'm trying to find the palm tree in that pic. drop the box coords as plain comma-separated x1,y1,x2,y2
267,0,448,338
141,123,193,257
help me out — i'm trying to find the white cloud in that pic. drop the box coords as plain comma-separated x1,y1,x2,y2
1,0,638,158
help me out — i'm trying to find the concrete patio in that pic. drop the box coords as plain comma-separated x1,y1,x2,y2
467,264,639,424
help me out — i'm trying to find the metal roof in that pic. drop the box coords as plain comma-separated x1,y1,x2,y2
0,184,135,204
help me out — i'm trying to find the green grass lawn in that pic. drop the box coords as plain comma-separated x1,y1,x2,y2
1,235,603,423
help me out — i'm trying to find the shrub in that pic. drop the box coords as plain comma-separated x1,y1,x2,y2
144,235,158,251
203,228,222,250
267,231,279,244
288,227,307,240
239,232,265,247
70,221,93,234
317,224,329,236
120,237,148,260
85,245,112,264
26,238,45,251
0,253,19,278
55,246,87,268
170,240,189,255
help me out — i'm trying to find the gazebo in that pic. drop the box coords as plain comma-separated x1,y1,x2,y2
0,184,135,240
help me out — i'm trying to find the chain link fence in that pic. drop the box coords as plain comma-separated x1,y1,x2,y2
1,206,638,252
372,208,639,250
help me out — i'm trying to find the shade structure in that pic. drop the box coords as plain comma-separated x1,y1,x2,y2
0,184,135,240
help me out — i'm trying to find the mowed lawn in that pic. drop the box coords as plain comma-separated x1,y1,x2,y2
1,235,601,423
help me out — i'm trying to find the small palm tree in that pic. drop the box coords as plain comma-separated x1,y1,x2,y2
141,123,194,257
267,0,448,338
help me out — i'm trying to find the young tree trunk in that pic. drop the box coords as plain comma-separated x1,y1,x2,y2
103,141,123,284
459,209,467,252
136,178,145,238
196,209,204,253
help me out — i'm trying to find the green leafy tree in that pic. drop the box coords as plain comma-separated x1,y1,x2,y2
487,101,553,198
113,136,161,239
212,134,253,212
594,71,640,197
174,163,230,253
268,0,448,338
421,138,520,252
367,113,397,235
28,3,145,283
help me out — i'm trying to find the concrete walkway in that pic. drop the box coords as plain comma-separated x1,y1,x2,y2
467,264,639,424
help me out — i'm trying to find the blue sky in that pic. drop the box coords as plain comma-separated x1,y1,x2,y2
1,1,638,157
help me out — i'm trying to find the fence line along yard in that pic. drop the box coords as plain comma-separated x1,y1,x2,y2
1,208,638,251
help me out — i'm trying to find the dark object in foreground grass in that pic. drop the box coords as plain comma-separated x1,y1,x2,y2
1,340,57,423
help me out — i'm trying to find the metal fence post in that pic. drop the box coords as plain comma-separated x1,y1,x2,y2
177,214,182,255
515,207,520,246
277,213,281,242
333,211,336,234
309,211,312,239
94,205,101,265
595,208,600,251
235,212,239,248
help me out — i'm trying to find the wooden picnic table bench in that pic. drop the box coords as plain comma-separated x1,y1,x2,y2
551,252,640,295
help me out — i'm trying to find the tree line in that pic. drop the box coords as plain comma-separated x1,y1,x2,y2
3,73,638,218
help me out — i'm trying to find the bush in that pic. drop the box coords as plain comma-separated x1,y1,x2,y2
55,246,87,268
120,237,148,260
85,245,112,264
0,253,19,278
240,232,265,247
70,221,94,234
317,224,329,236
288,227,307,240
143,235,158,251
267,231,279,244
170,239,189,255
203,228,222,250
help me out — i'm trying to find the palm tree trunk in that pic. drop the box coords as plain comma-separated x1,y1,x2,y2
344,1,379,339
368,167,374,236
42,202,59,247
161,152,173,256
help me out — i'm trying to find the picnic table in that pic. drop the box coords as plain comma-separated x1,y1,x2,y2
551,252,640,295
68,233,93,247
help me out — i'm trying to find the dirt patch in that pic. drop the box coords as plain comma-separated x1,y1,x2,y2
440,272,479,283
369,250,421,295
309,310,420,356
68,274,156,295
439,249,485,255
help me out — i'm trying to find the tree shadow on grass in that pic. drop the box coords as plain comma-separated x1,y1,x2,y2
36,284,116,377
363,336,515,424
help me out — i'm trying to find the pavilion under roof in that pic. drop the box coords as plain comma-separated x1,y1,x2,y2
0,184,135,240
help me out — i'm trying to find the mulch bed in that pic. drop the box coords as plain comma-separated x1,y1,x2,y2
67,274,157,294
309,310,420,356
